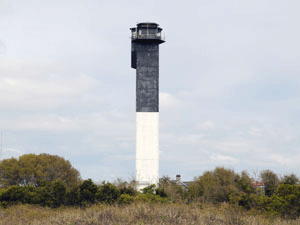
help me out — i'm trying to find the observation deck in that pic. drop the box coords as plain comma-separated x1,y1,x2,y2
130,22,165,44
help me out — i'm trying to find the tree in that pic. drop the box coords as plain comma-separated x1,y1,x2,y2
96,182,120,204
269,183,300,219
236,171,255,194
188,167,239,203
260,170,279,197
49,181,67,207
156,176,185,202
0,158,19,187
79,179,98,205
0,153,80,188
281,174,299,185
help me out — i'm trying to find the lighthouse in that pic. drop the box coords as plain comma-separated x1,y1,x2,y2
130,22,165,191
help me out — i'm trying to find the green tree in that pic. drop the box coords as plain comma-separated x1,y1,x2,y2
119,186,137,196
236,171,255,194
267,184,300,219
96,182,120,204
79,179,98,205
157,176,185,202
0,153,80,188
281,174,299,185
188,167,239,203
142,184,156,194
49,181,67,207
260,170,279,197
0,185,36,206
0,158,19,186
229,171,258,209
65,185,80,206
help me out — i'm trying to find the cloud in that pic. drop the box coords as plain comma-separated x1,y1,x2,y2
270,154,291,165
2,147,23,160
196,120,215,131
0,60,99,110
0,112,117,132
214,139,250,154
0,41,6,54
159,92,180,109
0,1,13,19
159,117,300,179
270,154,300,167
210,153,239,165
177,134,204,144
248,126,263,137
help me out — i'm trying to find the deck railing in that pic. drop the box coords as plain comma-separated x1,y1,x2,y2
131,33,165,41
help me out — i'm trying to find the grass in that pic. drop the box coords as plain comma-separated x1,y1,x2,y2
0,202,300,225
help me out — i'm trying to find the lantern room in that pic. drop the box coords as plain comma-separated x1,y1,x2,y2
130,22,165,44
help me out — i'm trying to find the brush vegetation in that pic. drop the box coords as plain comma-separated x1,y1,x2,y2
1,154,300,223
1,202,300,225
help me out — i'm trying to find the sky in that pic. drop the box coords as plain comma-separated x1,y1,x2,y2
0,0,300,182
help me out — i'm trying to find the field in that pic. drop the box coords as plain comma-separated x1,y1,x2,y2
1,202,300,225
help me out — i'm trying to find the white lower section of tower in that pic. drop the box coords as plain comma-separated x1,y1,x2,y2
136,112,159,191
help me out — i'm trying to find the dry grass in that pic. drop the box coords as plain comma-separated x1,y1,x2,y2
0,202,299,225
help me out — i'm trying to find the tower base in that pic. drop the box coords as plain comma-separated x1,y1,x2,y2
136,112,159,191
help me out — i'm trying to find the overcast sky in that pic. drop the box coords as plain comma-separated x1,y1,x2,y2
1,0,300,182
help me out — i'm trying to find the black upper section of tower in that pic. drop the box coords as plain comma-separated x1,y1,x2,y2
131,22,165,112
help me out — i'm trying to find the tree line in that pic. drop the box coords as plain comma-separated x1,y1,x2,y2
186,167,300,219
1,154,300,219
0,154,136,208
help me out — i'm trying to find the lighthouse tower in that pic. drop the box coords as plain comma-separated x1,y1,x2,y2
130,22,165,191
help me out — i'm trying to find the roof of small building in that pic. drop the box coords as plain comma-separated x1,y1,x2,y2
252,182,265,187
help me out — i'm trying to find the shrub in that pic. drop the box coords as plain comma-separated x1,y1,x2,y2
79,179,98,205
118,193,135,205
96,182,120,204
142,184,156,194
269,184,300,219
65,185,80,206
49,181,66,207
120,186,137,196
137,193,168,203
0,186,24,205
157,176,185,202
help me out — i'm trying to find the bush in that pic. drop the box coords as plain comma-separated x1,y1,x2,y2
230,192,260,210
65,185,80,206
118,193,135,205
157,176,185,202
120,186,137,196
0,186,24,203
137,193,168,203
142,184,156,194
49,181,66,207
269,184,300,219
79,179,98,205
35,185,52,206
96,182,120,204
